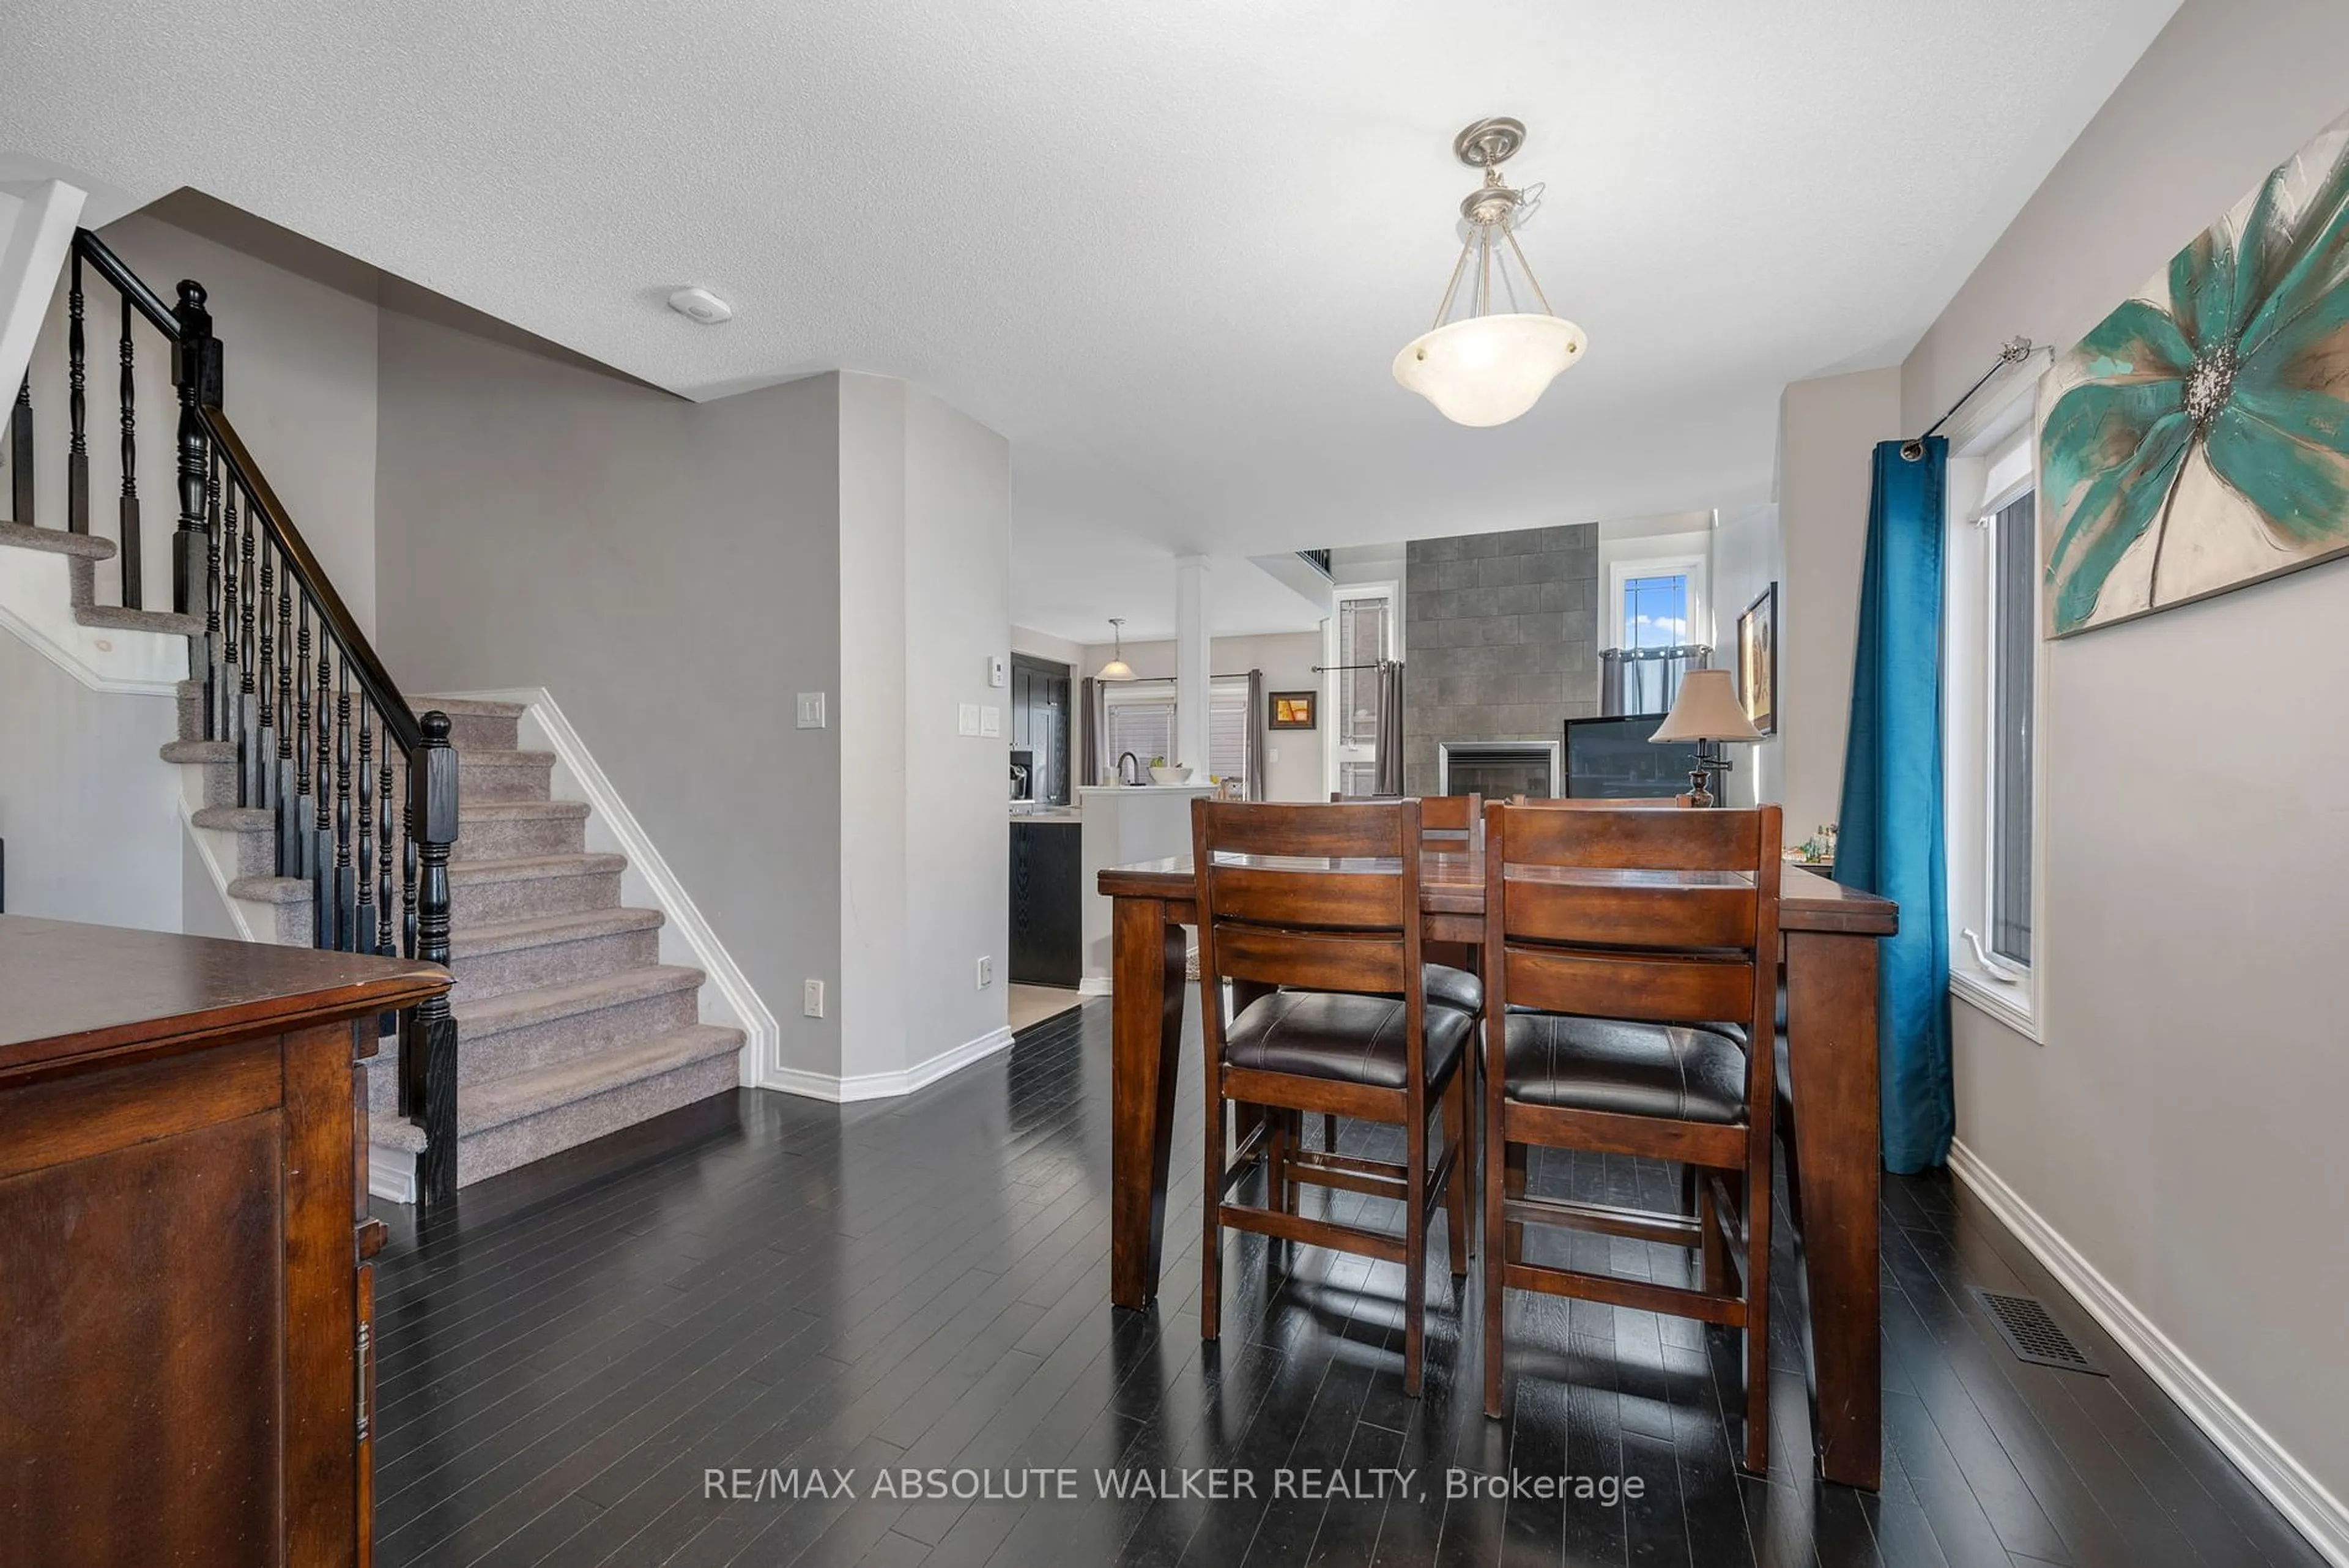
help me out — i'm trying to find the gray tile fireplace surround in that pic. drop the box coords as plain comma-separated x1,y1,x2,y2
1403,524,1600,795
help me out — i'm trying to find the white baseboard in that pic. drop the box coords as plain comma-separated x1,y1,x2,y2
428,687,781,1093
1948,1140,2349,1566
1077,975,1114,997
367,1142,417,1205
765,1025,1017,1104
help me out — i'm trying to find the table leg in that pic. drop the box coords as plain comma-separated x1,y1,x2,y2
1785,928,1882,1491
1111,895,1188,1310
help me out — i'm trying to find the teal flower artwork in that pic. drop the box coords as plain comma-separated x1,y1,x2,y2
2040,111,2349,636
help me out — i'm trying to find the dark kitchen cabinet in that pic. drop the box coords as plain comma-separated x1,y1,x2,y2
1010,655,1072,806
1008,820,1082,986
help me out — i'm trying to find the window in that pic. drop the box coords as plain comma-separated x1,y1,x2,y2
1605,553,1707,654
1945,422,2043,1036
1325,582,1398,796
1102,677,1252,792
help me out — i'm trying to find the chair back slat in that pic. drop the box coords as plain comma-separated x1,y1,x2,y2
1215,924,1409,995
1208,801,1410,860
1330,792,1480,835
1512,793,1694,809
1209,864,1408,931
1499,870,1757,949
1502,945,1754,1024
1496,804,1762,872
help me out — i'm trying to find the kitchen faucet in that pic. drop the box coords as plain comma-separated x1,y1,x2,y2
1116,751,1144,786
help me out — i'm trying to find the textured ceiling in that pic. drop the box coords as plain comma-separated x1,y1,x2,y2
2,0,2178,640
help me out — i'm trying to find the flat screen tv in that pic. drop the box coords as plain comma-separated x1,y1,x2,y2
1562,714,1699,800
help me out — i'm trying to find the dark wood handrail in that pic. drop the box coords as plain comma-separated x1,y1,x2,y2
69,229,178,338
197,407,424,759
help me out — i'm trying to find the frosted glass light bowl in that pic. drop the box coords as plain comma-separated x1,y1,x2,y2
1393,313,1586,426
1149,765,1193,786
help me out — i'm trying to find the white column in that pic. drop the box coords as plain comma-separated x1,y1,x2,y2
1174,555,1211,773
0,180,87,401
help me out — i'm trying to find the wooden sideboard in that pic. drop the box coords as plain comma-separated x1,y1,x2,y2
0,915,448,1567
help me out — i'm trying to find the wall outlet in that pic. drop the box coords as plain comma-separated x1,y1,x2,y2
802,979,825,1018
958,702,981,737
976,955,994,989
796,693,827,729
979,705,1001,738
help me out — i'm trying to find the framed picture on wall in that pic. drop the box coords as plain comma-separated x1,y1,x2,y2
1268,690,1317,730
1736,584,1778,737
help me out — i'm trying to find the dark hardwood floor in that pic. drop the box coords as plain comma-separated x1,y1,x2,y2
371,1002,2321,1568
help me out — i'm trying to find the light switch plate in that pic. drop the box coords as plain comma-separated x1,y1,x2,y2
979,705,1001,737
795,693,826,729
976,955,993,989
802,979,825,1018
987,655,1008,688
958,703,981,736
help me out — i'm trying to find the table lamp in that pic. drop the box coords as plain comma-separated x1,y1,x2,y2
1649,668,1762,808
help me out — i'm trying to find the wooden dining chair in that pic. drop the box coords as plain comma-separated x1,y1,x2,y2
1479,801,1783,1471
1508,793,1697,808
1331,791,1482,834
1192,798,1475,1396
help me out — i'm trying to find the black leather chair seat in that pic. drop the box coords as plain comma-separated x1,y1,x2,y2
1226,990,1469,1090
1502,1013,1748,1124
1279,964,1482,1017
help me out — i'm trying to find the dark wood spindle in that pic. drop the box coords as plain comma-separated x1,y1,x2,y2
254,537,275,814
286,597,311,880
67,253,87,535
119,295,141,608
334,663,355,953
312,636,335,949
238,485,259,804
402,824,418,963
406,711,461,1206
356,706,376,956
378,749,396,958
8,377,30,526
215,458,239,762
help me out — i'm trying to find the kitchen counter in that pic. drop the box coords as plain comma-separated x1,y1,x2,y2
1009,806,1081,823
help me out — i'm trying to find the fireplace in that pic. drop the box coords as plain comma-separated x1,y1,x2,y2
1437,740,1559,800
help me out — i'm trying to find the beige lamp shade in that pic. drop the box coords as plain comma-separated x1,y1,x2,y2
1650,669,1762,743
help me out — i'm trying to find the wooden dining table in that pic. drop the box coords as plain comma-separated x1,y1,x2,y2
1097,849,1898,1490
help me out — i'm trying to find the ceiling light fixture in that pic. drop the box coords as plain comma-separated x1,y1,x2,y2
1393,117,1586,428
1097,618,1135,681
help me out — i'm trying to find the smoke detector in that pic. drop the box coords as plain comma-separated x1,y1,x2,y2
667,287,733,325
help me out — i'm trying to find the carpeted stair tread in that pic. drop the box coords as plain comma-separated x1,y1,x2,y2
0,521,115,559
76,603,204,636
447,851,627,887
463,799,591,822
448,904,664,958
458,1024,742,1134
193,804,275,832
226,874,310,905
161,738,237,764
460,748,555,767
419,696,529,718
451,963,705,1038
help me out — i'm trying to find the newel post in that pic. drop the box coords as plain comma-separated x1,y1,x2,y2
407,710,462,1207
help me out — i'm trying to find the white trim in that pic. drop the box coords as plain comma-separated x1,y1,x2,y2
429,687,781,1093
1606,552,1708,653
763,1025,1016,1104
0,551,185,696
179,792,261,944
1949,966,2043,1042
367,1143,417,1205
1948,1140,2349,1567
1077,975,1115,997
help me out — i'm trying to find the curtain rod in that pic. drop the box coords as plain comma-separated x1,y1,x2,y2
1312,660,1398,674
1902,336,2042,458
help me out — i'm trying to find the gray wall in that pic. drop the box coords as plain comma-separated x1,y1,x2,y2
373,313,843,1079
1890,0,2349,1512
1401,525,1598,795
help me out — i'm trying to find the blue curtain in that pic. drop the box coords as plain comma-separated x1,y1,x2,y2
1835,437,1952,1173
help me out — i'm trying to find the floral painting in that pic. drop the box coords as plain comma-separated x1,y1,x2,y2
2040,108,2349,637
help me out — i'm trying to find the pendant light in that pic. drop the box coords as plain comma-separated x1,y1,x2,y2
1097,618,1135,681
1393,117,1586,428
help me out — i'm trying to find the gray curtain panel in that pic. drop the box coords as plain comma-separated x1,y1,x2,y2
1245,669,1266,801
1080,677,1104,786
1373,659,1405,796
1598,644,1712,716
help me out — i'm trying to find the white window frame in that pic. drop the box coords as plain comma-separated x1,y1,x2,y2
1943,403,2049,1042
1102,675,1253,791
1324,580,1400,797
1606,554,1708,653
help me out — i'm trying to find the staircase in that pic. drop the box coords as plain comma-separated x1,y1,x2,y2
2,227,744,1201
